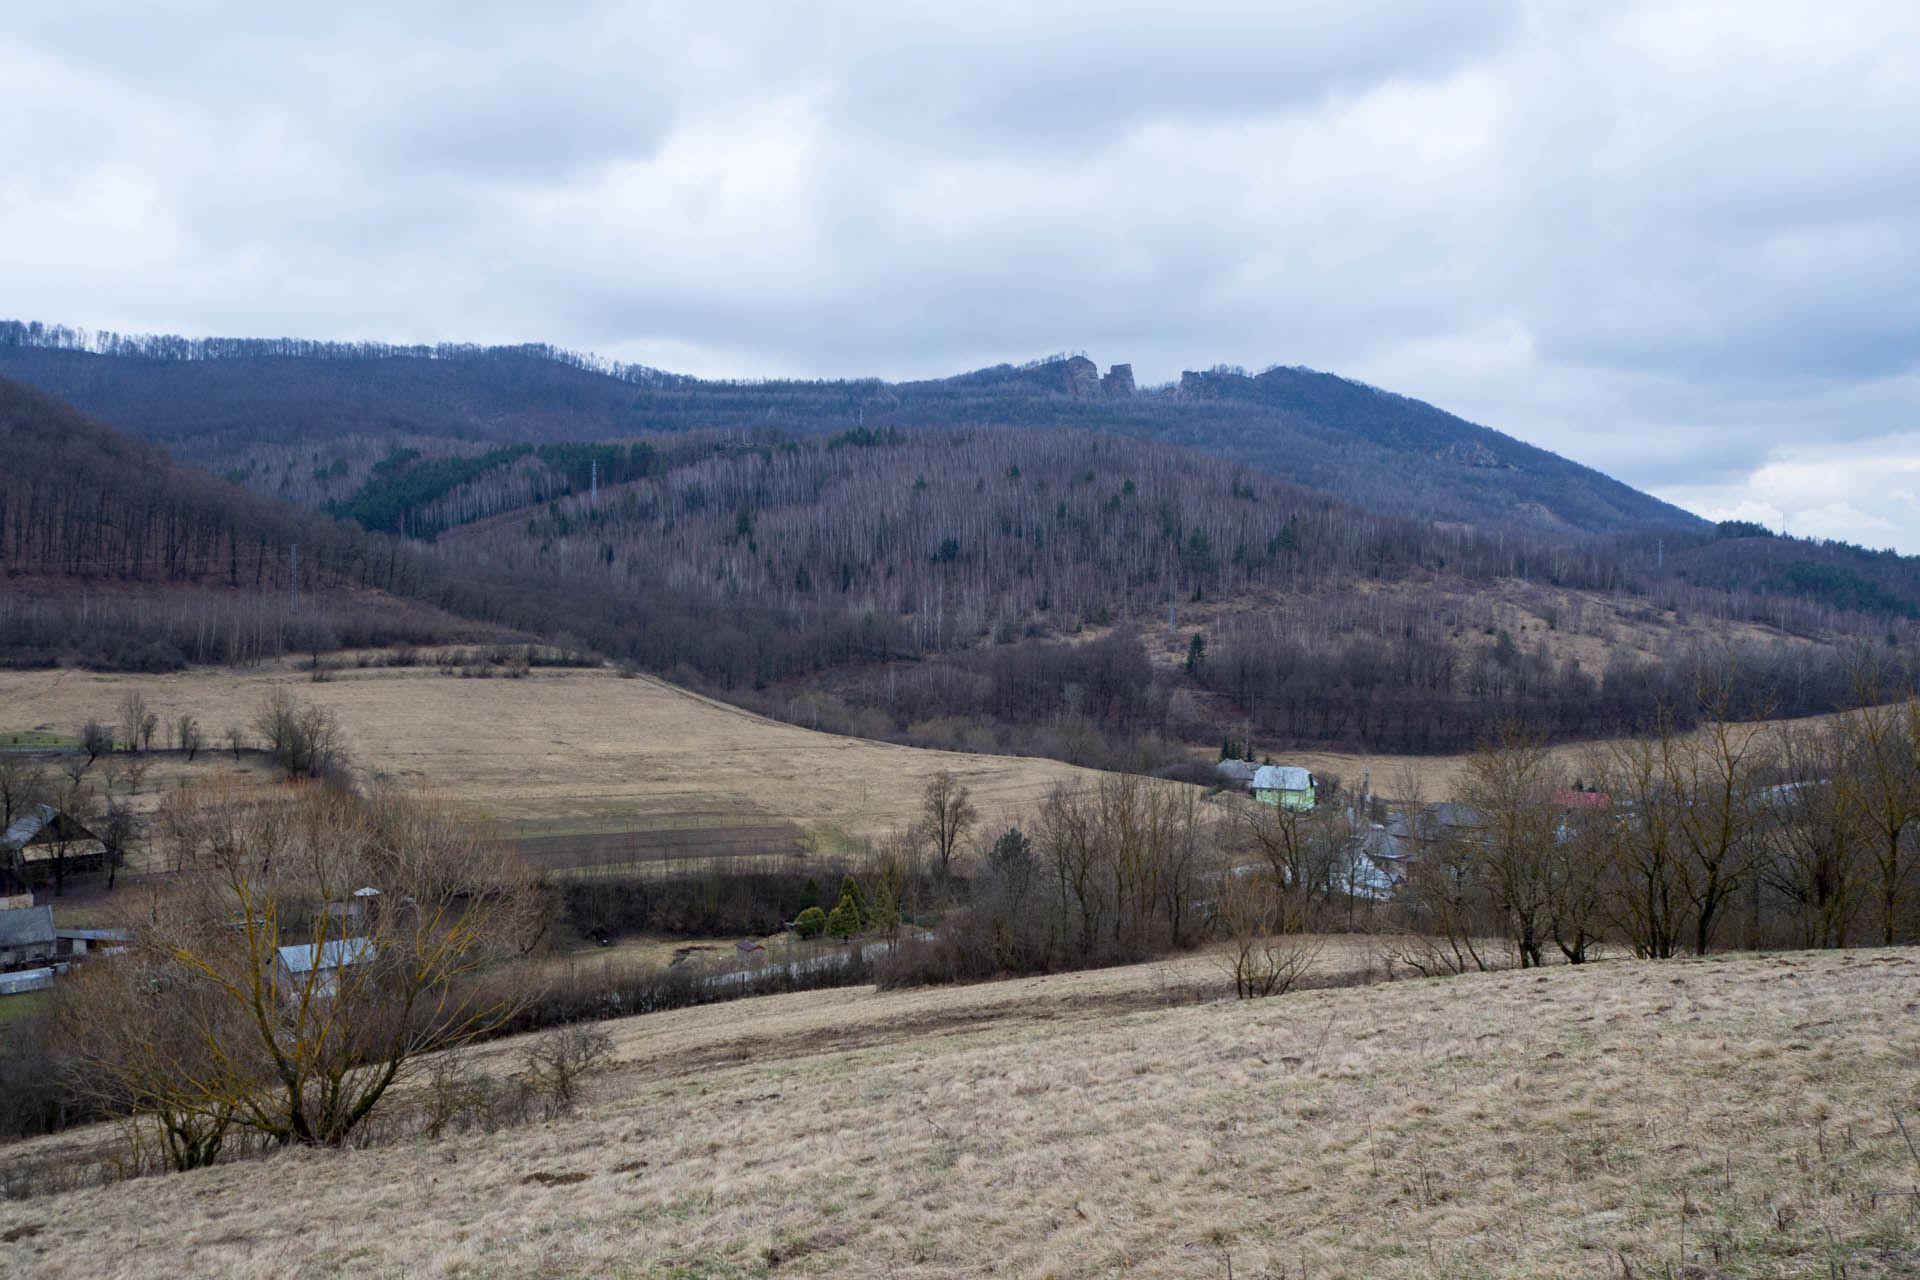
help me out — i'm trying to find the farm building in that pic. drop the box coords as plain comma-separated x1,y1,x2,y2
273,937,376,999
1251,765,1316,811
0,904,56,970
1214,759,1259,788
1,804,106,892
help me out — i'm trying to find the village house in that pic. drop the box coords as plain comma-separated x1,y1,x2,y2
1,803,106,893
1251,764,1316,811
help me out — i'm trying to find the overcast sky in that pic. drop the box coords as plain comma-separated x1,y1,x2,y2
5,2,1919,548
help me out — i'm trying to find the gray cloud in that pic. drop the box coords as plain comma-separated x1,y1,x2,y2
3,1,1919,547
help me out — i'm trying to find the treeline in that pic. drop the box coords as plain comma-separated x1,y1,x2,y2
1390,673,1920,970
1195,625,1870,754
0,590,475,671
0,320,679,387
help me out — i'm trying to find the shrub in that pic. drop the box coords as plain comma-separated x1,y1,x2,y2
794,906,827,939
521,1023,615,1117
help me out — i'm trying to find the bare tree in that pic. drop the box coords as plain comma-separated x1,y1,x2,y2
81,719,112,764
0,753,46,828
43,772,96,897
1456,724,1562,967
1594,723,1691,959
1831,660,1920,945
1216,865,1322,998
59,781,541,1155
117,692,155,755
1668,672,1772,955
177,714,203,763
922,771,977,890
254,688,347,782
1761,724,1858,949
1392,822,1496,975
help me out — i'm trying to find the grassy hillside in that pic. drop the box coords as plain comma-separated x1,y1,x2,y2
0,661,1116,853
0,658,1890,863
3,945,1916,1277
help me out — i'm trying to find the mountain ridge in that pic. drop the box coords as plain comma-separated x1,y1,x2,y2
0,320,1700,537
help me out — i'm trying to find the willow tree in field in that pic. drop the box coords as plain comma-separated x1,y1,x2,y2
61,780,540,1161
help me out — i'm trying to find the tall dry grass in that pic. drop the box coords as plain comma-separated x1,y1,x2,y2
3,943,1917,1278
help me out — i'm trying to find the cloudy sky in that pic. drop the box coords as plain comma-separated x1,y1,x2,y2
5,2,1919,548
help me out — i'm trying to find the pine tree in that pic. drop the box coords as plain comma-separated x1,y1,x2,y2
839,873,871,929
825,892,861,940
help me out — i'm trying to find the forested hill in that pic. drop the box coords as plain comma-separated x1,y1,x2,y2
0,378,525,668
0,321,1699,537
5,373,1920,763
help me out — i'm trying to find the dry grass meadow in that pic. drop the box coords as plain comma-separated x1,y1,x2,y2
4,942,1919,1278
0,662,1115,852
0,659,1872,864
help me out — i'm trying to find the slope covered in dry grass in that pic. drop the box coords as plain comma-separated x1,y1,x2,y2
5,944,1918,1278
0,661,1881,859
0,662,1112,848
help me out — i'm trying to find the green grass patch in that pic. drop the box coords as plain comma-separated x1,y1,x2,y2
0,729,72,748
0,991,49,1023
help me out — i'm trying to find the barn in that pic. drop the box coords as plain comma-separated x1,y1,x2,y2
1,804,106,892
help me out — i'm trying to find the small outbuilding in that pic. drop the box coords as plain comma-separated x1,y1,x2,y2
273,937,376,999
0,904,56,970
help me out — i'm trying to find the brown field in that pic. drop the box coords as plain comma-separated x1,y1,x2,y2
509,822,805,877
4,942,1919,1277
0,662,1122,849
1,659,1881,867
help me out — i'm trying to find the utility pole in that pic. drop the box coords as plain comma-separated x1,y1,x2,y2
289,544,298,612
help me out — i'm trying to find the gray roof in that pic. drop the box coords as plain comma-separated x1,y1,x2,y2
1214,760,1259,784
0,967,54,996
2,804,99,853
276,937,375,975
0,905,55,948
1427,802,1484,829
1,804,56,852
1252,765,1313,792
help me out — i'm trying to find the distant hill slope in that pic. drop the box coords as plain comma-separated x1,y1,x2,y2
0,322,1701,536
0,378,517,667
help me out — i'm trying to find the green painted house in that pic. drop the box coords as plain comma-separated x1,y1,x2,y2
1251,765,1316,811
